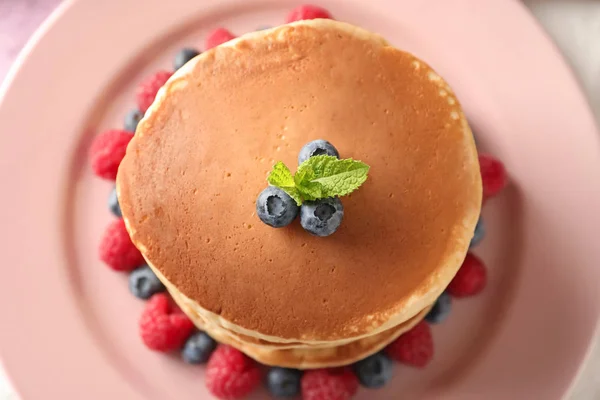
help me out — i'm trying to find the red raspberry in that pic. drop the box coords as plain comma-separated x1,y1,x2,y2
447,253,487,297
89,129,133,180
205,28,236,50
286,5,333,23
301,368,359,400
206,345,261,399
99,219,144,272
385,321,433,368
479,153,507,201
136,70,172,113
139,293,194,352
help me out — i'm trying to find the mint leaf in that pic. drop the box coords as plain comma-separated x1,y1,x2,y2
268,161,294,186
265,156,370,205
296,155,370,198
294,164,322,201
297,180,323,201
268,162,303,205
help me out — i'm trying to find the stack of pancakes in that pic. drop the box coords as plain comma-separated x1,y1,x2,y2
117,20,481,369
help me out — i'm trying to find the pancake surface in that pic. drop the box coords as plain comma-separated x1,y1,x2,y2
117,20,481,342
171,281,432,369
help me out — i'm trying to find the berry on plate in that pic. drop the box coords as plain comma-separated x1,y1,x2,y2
174,47,200,70
267,367,303,397
108,186,122,217
205,28,236,50
479,153,507,201
300,197,344,237
256,186,300,228
139,293,194,352
136,70,172,113
99,219,144,271
124,108,143,133
469,217,485,248
181,331,217,364
425,292,452,324
385,321,433,368
301,368,359,400
286,5,333,23
352,352,393,389
89,129,133,180
447,253,487,298
206,345,261,399
128,265,165,300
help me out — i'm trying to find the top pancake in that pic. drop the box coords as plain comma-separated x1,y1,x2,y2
117,20,481,342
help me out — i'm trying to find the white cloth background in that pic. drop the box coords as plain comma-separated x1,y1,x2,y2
0,0,599,398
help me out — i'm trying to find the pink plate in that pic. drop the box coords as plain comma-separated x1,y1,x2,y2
1,0,600,399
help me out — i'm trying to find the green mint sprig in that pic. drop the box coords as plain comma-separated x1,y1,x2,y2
267,155,370,205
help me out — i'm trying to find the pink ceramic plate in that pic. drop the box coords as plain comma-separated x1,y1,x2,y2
1,0,599,399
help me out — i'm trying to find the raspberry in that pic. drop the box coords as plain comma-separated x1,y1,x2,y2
206,345,261,399
89,129,133,180
205,28,236,50
447,253,487,297
301,368,359,400
334,368,359,397
479,153,507,201
385,321,433,368
139,293,194,352
286,5,333,23
136,70,172,113
99,219,144,272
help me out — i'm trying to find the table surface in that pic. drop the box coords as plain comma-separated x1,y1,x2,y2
0,0,598,398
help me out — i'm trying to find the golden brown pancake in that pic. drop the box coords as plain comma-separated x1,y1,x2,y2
151,259,426,356
117,20,481,343
171,283,431,369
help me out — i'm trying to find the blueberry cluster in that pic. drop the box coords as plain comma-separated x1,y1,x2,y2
256,140,344,237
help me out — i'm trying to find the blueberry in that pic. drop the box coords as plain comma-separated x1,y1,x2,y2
298,139,340,165
256,25,271,31
266,367,302,397
426,292,452,324
174,47,200,70
469,217,485,248
181,331,217,364
108,186,122,217
353,352,393,389
128,265,165,300
124,109,143,133
256,187,299,228
300,197,343,237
